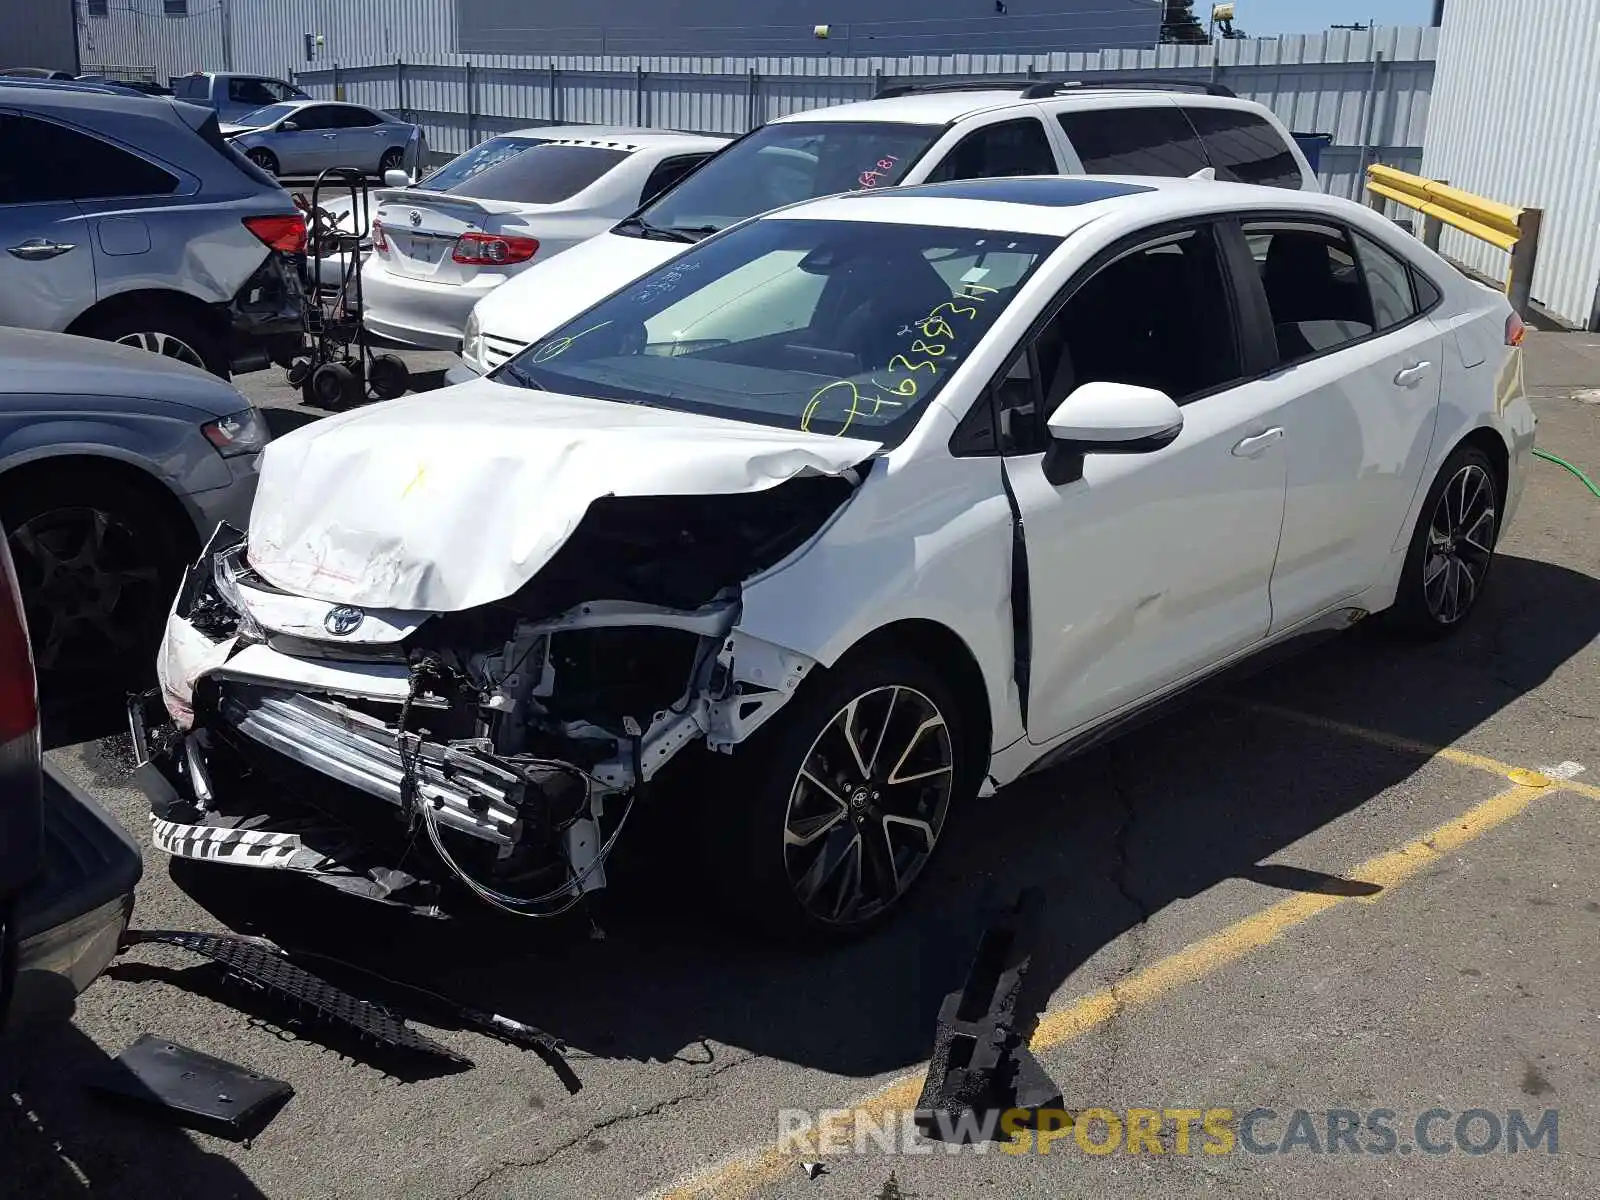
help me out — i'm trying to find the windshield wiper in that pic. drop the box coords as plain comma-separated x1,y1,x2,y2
494,360,543,391
612,216,698,243
669,224,721,241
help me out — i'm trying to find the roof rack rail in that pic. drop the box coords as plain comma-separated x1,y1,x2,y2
872,76,1237,100
1019,77,1237,98
872,78,1041,99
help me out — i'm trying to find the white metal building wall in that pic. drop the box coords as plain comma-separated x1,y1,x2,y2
1421,0,1600,328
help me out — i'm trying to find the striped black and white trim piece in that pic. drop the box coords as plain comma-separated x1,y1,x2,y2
150,816,332,873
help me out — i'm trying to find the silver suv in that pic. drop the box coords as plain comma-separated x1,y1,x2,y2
0,79,306,377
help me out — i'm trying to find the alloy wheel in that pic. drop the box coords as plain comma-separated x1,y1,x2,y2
1422,462,1496,625
7,506,162,673
782,685,954,925
113,330,207,371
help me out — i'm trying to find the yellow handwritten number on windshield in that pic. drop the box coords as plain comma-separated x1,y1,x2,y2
529,320,613,364
802,380,866,435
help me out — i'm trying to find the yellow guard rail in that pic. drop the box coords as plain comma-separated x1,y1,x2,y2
1365,164,1544,319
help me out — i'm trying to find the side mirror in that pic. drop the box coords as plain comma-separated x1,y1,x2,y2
1041,381,1183,485
279,120,299,132
383,169,411,188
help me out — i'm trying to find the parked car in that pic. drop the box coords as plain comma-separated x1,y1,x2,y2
361,128,729,350
0,527,140,1038
77,75,175,96
220,99,424,179
0,328,269,701
131,175,1533,938
0,79,307,378
450,78,1319,381
170,70,312,124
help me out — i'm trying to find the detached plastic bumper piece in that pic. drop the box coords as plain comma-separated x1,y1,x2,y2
914,887,1063,1142
91,1034,293,1141
122,929,470,1067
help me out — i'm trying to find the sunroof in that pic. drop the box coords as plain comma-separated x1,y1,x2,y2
883,177,1156,207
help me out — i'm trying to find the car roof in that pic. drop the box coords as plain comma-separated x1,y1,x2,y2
764,174,1379,238
501,128,730,152
769,85,1268,127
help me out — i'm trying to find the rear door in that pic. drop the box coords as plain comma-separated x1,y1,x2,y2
1229,217,1445,631
0,114,98,332
328,105,388,173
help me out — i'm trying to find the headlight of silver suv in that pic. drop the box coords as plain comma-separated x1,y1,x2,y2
201,407,270,458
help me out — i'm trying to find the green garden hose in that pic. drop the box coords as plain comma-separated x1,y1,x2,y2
1532,448,1600,499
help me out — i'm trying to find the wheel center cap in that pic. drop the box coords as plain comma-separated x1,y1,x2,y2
849,787,871,812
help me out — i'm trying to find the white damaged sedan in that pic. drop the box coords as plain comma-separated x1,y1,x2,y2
129,176,1535,936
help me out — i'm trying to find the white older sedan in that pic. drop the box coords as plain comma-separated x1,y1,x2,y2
358,128,729,350
132,175,1534,937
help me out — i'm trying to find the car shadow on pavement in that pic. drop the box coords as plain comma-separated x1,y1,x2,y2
0,1018,270,1200
155,552,1599,1087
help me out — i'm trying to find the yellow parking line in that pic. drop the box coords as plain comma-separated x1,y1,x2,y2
658,774,1566,1200
1231,700,1560,786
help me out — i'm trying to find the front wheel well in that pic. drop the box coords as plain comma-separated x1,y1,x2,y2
0,454,199,562
828,618,994,791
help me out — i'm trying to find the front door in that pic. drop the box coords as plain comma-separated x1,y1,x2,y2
997,221,1289,743
1233,218,1446,632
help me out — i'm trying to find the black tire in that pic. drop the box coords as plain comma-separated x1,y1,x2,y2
710,652,973,941
367,353,410,400
82,305,230,379
0,469,191,704
309,362,356,409
1390,442,1501,638
246,147,279,177
378,146,406,174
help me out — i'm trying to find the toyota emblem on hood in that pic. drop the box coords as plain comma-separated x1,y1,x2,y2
324,605,365,636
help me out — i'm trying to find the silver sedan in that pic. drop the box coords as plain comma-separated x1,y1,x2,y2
221,100,424,178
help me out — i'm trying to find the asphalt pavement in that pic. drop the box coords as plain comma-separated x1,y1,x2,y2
1,333,1596,1200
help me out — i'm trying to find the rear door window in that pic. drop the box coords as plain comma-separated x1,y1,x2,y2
925,118,1058,182
228,77,281,108
1243,220,1378,364
1181,106,1303,189
0,114,179,202
1056,105,1210,177
449,144,630,203
331,106,384,128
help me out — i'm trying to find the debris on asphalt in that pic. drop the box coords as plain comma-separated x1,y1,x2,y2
120,929,470,1067
800,1160,827,1180
913,887,1063,1141
90,1034,293,1140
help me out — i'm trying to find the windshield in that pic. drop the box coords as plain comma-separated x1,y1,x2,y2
619,121,942,240
449,144,630,203
236,103,299,128
413,135,550,192
496,216,1058,445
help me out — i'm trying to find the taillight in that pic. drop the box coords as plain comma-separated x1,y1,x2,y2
0,535,37,745
1505,311,1526,347
242,213,307,254
372,219,388,252
452,232,538,266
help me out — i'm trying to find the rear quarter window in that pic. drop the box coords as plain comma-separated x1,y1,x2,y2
1056,106,1210,177
1181,107,1304,189
449,144,630,203
172,76,209,99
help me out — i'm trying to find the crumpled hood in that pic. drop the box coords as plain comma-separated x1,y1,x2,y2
246,379,878,612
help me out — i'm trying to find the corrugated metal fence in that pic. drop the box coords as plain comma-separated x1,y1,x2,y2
286,26,1435,202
